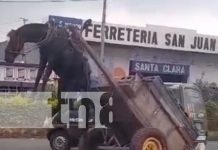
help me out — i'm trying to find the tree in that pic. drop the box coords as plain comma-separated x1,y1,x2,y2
195,79,218,130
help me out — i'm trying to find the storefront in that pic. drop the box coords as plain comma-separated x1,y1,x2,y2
1,15,215,90
43,16,218,84
81,17,218,84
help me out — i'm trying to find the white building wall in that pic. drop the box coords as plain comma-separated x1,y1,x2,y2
188,54,218,84
91,43,218,84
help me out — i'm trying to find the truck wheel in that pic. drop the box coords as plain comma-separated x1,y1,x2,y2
50,130,70,150
78,128,104,150
130,128,167,150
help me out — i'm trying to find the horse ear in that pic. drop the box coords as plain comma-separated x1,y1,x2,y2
85,19,92,26
81,19,92,31
7,29,17,37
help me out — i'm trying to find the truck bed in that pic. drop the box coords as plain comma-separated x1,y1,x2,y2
109,75,198,150
72,29,200,150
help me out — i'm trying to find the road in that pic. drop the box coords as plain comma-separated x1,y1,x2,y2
206,141,218,150
0,139,50,150
0,138,217,150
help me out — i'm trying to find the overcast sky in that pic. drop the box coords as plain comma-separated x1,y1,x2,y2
0,0,218,41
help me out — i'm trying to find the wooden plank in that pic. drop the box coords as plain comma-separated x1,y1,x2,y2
69,28,148,128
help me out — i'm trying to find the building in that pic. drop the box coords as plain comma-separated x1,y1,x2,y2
49,15,218,84
1,15,218,91
73,17,218,84
0,41,55,91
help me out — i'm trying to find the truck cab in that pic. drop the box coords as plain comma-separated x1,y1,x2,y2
165,82,208,143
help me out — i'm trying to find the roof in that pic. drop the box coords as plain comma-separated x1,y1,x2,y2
0,61,39,68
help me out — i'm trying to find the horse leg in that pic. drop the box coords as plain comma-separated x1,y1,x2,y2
41,65,52,91
33,56,47,91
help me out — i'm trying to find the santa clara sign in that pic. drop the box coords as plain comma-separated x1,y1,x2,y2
129,60,190,75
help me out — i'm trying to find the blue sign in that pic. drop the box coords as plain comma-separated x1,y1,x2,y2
48,15,83,29
130,60,189,75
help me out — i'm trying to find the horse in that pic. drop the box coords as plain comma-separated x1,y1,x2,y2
4,20,92,92
4,21,102,150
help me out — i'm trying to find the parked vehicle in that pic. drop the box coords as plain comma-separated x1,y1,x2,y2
165,82,207,143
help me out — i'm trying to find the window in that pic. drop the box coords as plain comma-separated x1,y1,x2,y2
18,68,25,80
5,68,13,79
30,69,37,80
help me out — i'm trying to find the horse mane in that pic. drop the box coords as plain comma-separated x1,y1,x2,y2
7,18,92,37
17,23,48,32
7,23,48,38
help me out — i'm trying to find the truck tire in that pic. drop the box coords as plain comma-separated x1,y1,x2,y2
78,128,104,150
50,130,70,150
130,128,167,150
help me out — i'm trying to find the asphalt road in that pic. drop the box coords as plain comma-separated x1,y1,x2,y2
0,138,217,150
206,141,218,150
0,139,50,150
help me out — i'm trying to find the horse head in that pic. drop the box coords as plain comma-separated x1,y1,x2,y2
5,29,25,63
4,23,48,63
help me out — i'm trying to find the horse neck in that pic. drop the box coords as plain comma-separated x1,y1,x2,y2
18,24,48,43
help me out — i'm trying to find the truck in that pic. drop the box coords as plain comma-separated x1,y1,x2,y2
47,27,207,150
47,75,207,150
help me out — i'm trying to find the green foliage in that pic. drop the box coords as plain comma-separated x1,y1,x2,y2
0,94,31,106
10,95,31,106
47,90,59,108
0,93,54,127
195,79,218,102
206,101,218,119
195,79,218,131
47,97,58,108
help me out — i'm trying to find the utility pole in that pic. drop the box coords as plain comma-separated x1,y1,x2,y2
20,17,28,63
20,17,28,25
100,0,107,62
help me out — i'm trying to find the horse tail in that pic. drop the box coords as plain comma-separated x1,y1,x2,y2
81,19,92,33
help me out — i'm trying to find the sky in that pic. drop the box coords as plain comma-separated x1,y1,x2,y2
0,0,218,41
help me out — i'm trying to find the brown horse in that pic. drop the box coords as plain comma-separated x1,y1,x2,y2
4,20,92,91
